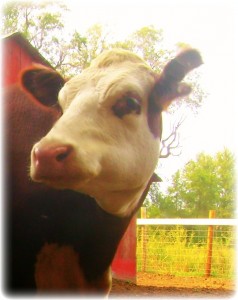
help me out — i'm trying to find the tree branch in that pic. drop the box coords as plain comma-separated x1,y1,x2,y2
159,116,186,159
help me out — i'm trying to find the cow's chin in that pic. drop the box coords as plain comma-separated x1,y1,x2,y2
31,176,97,197
31,171,146,217
30,168,95,191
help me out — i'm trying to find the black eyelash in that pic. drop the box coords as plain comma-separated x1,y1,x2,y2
112,97,141,118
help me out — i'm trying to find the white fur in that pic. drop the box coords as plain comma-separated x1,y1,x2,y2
31,50,160,217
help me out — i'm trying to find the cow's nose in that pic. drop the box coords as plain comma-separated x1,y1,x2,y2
33,145,73,169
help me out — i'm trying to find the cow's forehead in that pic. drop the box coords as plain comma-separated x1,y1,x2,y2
59,60,156,109
90,49,148,68
97,65,155,104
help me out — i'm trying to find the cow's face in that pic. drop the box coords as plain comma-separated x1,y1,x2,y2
22,49,202,216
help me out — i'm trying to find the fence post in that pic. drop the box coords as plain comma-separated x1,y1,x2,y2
141,207,147,272
205,210,216,277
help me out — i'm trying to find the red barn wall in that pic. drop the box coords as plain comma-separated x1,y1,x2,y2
2,33,51,87
3,39,31,86
112,216,137,282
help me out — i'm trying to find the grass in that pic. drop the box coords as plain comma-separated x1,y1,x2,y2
137,225,235,279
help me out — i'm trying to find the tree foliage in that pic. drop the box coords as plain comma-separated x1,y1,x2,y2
2,1,65,42
110,26,167,71
145,149,236,218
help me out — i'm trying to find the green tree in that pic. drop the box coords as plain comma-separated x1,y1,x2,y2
111,25,166,71
2,1,66,43
144,174,192,218
215,149,236,217
143,183,165,218
145,149,235,218
2,1,19,34
64,23,110,75
166,149,235,218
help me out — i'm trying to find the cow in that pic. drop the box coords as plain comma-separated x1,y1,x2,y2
4,48,202,296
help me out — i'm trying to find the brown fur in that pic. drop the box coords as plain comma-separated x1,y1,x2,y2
35,244,111,295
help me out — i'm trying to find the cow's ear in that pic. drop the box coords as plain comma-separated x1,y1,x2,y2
20,64,65,107
148,49,203,138
149,49,203,111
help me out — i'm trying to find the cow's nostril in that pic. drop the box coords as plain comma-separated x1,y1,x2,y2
55,146,72,162
56,152,69,162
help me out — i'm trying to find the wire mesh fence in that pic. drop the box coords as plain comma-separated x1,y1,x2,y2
137,218,236,279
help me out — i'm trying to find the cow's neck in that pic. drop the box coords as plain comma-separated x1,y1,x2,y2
94,184,146,217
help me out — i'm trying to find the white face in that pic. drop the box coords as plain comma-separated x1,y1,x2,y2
30,50,161,216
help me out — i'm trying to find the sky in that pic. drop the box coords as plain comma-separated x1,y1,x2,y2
62,0,237,181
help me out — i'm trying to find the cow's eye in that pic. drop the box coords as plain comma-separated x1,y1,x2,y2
112,97,141,118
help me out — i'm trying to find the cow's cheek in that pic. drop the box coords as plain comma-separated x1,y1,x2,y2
109,126,160,187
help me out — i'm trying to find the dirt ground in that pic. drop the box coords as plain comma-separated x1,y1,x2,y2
110,272,236,298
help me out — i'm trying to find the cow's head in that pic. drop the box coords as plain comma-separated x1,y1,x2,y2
21,49,202,216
